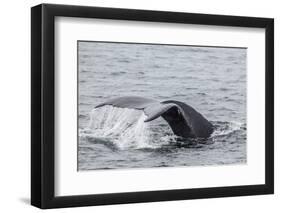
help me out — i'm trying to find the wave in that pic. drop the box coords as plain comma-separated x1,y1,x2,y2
79,106,245,150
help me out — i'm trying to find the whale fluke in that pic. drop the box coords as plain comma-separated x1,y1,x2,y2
95,96,214,138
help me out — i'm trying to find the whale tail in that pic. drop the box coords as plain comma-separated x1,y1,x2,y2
95,96,214,138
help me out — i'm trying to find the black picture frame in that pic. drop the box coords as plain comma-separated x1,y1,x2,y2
31,3,274,209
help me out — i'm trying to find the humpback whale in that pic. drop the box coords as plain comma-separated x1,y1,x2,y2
95,96,214,138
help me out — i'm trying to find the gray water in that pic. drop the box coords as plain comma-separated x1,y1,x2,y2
78,41,247,170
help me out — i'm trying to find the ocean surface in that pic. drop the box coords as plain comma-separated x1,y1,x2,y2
78,41,247,170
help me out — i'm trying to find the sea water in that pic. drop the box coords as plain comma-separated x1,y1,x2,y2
78,42,247,170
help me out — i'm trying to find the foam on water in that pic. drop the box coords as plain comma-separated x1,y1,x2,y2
210,121,243,138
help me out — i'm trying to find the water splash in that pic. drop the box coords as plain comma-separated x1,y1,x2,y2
79,106,245,150
80,106,174,149
210,121,244,138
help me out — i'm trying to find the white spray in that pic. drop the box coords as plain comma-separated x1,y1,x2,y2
85,105,171,149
